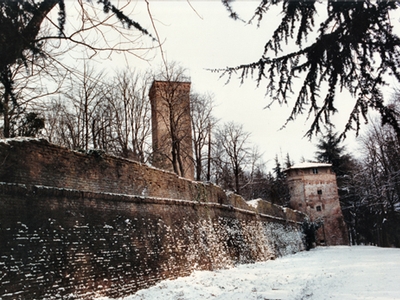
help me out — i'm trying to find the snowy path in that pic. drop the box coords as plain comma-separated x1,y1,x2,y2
99,246,400,300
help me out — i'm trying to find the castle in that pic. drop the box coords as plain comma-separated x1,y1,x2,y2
0,80,348,299
285,162,349,246
148,80,349,246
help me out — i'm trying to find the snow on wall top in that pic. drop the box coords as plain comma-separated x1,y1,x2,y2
247,199,262,208
284,162,332,171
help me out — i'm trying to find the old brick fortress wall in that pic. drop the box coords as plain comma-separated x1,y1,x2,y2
0,138,305,299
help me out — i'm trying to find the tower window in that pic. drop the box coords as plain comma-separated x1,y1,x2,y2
316,206,322,211
317,189,322,195
312,168,318,174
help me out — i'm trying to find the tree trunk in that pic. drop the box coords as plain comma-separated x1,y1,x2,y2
177,141,185,177
207,125,212,181
3,93,10,138
196,153,202,181
234,164,240,195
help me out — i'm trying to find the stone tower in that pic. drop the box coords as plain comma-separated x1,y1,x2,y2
285,162,349,246
149,80,194,180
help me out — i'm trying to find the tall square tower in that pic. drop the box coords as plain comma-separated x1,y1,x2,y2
149,80,194,180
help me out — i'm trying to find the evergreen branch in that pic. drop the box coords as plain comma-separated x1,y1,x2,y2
96,0,156,40
215,0,400,138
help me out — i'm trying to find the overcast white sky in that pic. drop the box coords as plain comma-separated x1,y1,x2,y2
65,0,399,170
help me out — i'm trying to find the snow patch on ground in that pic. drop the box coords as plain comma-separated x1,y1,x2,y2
97,246,400,300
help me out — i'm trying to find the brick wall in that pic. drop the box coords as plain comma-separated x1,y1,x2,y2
0,139,224,204
0,138,305,299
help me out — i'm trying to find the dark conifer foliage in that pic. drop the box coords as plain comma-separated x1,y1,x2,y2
219,0,400,139
0,0,152,71
0,0,60,71
315,129,352,177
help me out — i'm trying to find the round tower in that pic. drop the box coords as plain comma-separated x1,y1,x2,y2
285,162,349,246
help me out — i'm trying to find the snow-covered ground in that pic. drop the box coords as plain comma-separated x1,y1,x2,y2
98,246,400,300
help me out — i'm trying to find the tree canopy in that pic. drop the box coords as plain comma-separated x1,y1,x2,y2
0,0,154,137
0,0,152,71
314,129,352,177
220,0,400,139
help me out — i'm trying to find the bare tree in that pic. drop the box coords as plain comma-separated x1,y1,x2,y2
215,121,251,194
41,97,71,146
345,93,400,246
190,92,218,181
0,44,65,138
239,146,267,200
354,124,400,247
61,64,106,150
0,0,154,73
42,64,115,151
108,68,152,162
42,66,152,162
360,119,400,214
0,0,155,137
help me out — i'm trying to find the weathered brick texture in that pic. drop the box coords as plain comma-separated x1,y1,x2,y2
0,138,305,299
286,163,349,246
0,139,224,203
